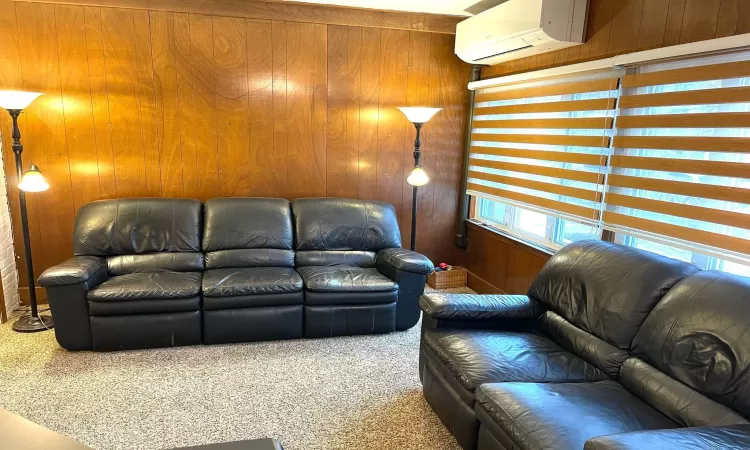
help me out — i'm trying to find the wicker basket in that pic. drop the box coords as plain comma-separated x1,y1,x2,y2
427,267,468,289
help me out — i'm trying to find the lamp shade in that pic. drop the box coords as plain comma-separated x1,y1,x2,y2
0,90,43,111
18,165,49,192
407,167,429,186
397,107,442,124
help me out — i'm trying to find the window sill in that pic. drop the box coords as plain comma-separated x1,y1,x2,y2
467,219,556,257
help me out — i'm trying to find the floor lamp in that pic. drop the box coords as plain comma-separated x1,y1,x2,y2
397,107,442,251
0,90,53,333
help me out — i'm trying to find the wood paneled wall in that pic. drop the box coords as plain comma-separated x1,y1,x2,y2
463,223,550,294
0,0,470,295
482,0,750,79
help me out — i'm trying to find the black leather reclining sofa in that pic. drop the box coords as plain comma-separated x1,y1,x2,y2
419,240,750,450
38,197,433,351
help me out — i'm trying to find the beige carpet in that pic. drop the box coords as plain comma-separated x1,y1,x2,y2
0,287,472,450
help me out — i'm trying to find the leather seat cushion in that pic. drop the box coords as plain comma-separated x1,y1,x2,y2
202,267,303,297
87,272,201,301
423,329,608,393
297,266,398,292
475,381,678,450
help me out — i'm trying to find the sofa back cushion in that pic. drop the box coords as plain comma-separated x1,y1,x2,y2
630,271,750,421
74,199,202,257
202,198,294,269
528,240,700,351
292,198,401,251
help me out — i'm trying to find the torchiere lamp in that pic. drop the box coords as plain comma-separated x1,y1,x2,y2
0,90,53,332
397,107,442,251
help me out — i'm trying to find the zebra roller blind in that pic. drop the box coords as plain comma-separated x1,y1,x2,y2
606,55,750,258
468,69,622,226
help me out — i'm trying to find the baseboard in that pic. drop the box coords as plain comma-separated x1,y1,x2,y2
19,287,48,306
466,271,505,294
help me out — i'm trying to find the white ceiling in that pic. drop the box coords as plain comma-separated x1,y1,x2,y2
288,0,476,16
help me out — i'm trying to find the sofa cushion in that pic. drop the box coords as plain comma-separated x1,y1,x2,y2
476,381,678,450
203,292,304,310
87,272,201,301
202,267,303,297
202,198,293,251
73,198,202,256
528,240,700,350
297,266,398,292
423,329,608,394
292,198,401,251
631,270,750,419
88,297,200,315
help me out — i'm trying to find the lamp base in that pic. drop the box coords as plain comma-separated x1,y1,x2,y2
12,314,54,333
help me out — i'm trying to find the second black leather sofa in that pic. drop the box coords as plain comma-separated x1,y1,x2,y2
38,197,434,351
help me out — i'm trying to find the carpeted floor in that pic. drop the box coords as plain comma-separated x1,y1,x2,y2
0,287,472,450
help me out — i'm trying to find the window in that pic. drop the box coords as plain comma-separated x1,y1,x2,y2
468,50,750,276
476,197,600,250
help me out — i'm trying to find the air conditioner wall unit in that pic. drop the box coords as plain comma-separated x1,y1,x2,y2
455,0,589,66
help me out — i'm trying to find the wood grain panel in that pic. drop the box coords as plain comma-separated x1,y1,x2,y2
325,25,350,198
357,27,381,201
481,0,750,79
246,19,275,197
101,7,148,197
214,16,250,197
54,5,101,209
0,4,470,292
150,11,184,197
174,12,197,199
464,222,551,294
83,7,117,199
134,9,162,197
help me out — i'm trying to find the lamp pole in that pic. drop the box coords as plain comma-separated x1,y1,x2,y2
410,123,423,251
0,90,53,332
8,109,51,331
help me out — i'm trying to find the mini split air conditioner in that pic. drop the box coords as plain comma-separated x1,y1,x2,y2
455,0,589,65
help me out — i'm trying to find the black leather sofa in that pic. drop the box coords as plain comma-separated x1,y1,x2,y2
419,240,750,450
38,197,433,351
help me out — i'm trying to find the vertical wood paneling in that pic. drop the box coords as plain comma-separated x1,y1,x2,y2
376,29,409,221
637,0,670,50
271,20,288,198
326,25,349,198
358,27,380,201
214,16,250,197
188,14,217,201
344,27,362,198
101,8,148,197
246,19,274,197
286,22,316,199
679,0,721,43
716,0,740,38
609,0,644,54
174,13,197,199
54,5,101,210
150,11,184,197
83,7,117,199
134,10,162,197
663,0,687,46
0,6,469,291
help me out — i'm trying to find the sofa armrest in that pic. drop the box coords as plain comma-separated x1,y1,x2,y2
38,256,108,288
376,248,434,275
419,293,544,321
584,425,750,450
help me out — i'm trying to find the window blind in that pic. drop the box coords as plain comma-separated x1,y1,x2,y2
605,57,750,258
468,70,621,226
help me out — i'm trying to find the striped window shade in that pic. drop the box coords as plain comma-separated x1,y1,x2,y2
468,70,622,226
606,56,750,260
